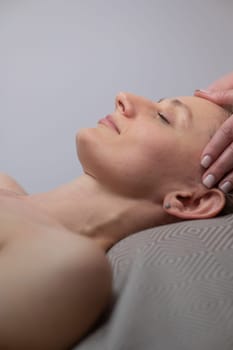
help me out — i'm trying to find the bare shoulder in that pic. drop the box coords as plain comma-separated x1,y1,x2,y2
0,172,28,195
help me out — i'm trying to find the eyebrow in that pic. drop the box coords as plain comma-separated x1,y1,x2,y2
158,97,193,121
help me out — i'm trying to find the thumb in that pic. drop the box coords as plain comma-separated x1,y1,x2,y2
195,89,233,110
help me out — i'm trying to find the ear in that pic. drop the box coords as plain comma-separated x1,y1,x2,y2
163,188,225,219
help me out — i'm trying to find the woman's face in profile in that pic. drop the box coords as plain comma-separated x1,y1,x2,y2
76,93,229,199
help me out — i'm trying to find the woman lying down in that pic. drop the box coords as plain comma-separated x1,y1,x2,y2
0,93,231,349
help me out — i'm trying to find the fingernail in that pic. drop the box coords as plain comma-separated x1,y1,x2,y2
195,89,210,93
201,155,212,168
203,174,215,188
219,181,233,193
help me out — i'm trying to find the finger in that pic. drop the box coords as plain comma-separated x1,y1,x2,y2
201,114,233,166
194,89,233,108
218,176,233,194
207,71,233,91
202,141,233,189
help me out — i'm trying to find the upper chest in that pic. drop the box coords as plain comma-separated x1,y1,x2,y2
0,189,62,237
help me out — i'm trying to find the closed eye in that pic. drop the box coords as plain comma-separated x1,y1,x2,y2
158,112,170,124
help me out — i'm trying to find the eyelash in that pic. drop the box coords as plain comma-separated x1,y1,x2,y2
158,112,170,124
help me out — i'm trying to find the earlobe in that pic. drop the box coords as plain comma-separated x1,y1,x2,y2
163,188,225,220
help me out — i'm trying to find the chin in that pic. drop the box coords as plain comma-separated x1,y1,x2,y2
75,129,88,162
76,128,95,156
75,128,103,175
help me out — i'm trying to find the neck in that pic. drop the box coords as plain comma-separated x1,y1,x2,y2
28,174,167,251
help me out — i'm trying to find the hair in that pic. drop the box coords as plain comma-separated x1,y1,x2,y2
219,191,233,216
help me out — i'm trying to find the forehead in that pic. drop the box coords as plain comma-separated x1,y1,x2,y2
175,95,228,125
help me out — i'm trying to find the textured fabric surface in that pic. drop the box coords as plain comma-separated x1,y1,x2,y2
74,215,233,350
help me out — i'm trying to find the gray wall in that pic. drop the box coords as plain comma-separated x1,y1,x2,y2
1,0,232,193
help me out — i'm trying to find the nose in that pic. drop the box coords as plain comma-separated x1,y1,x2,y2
115,92,134,118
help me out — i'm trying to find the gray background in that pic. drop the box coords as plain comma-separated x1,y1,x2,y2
0,0,232,194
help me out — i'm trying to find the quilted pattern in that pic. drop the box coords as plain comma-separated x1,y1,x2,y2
75,214,233,350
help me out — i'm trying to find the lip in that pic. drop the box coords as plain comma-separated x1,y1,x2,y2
98,115,120,134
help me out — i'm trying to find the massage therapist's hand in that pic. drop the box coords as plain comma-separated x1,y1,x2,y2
194,71,233,193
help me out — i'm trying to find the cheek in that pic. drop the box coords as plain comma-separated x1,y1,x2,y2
129,128,176,167
76,126,185,198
